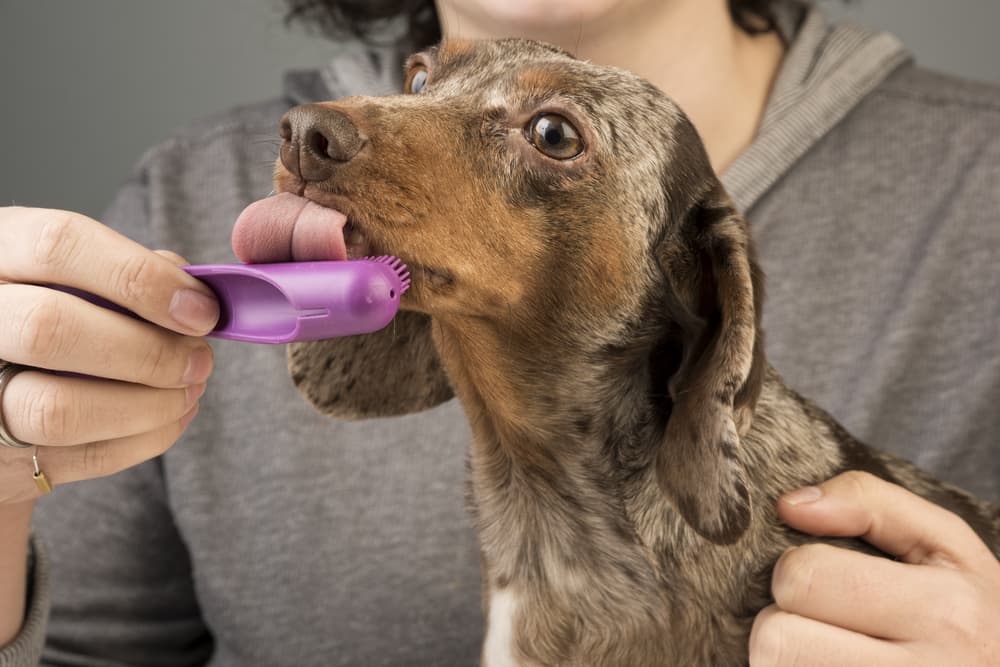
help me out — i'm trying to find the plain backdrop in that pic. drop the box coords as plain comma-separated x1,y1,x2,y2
2,0,1000,219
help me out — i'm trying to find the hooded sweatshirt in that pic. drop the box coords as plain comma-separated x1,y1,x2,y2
4,2,999,665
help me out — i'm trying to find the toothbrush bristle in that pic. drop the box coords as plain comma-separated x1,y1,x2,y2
367,255,411,294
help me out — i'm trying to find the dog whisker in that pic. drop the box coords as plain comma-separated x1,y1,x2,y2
396,201,418,224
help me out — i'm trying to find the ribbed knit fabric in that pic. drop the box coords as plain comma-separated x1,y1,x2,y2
4,2,998,665
0,540,47,667
723,2,911,210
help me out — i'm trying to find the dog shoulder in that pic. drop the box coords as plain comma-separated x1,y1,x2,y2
779,381,1000,555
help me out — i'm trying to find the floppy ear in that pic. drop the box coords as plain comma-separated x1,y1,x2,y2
654,182,766,545
287,310,454,419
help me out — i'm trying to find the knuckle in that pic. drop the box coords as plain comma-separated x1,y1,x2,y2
137,340,174,381
108,253,155,304
153,249,189,266
749,609,790,666
33,212,82,270
772,545,821,608
838,469,876,494
80,441,113,476
69,441,127,478
20,379,76,443
931,575,983,642
16,295,70,364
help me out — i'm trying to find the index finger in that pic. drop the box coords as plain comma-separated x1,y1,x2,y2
0,207,219,335
778,471,996,570
769,542,967,641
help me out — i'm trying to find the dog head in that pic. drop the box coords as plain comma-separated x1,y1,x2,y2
280,39,766,544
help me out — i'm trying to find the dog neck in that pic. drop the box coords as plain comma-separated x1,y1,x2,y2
431,314,693,657
430,314,852,664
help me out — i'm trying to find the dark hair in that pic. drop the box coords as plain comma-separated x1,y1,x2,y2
284,0,778,49
728,0,778,33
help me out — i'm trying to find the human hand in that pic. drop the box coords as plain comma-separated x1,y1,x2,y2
749,471,1000,666
0,206,219,505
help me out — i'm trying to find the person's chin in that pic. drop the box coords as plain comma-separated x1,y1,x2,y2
446,0,630,33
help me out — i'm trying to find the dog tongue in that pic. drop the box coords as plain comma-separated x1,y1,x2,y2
231,193,348,263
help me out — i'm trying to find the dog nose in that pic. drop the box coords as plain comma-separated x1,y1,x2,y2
279,104,364,182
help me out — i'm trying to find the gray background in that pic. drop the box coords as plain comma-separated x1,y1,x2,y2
2,0,999,219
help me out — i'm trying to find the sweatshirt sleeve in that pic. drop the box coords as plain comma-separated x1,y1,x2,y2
0,538,50,667
30,459,213,667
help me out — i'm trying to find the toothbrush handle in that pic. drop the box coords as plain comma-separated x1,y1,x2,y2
46,259,408,344
183,260,406,343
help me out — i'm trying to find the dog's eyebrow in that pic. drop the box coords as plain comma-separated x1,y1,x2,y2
439,39,476,58
432,40,485,73
405,41,481,82
517,68,563,94
403,52,431,73
507,67,581,110
404,42,445,69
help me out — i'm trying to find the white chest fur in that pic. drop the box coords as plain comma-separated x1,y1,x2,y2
483,588,519,667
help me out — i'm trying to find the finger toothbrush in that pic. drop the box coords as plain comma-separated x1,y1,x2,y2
54,257,410,343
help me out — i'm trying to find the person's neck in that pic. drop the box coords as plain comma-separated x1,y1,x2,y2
435,1,785,173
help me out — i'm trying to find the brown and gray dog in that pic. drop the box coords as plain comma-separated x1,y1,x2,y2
273,39,1000,666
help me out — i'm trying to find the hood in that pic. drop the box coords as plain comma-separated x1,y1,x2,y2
723,0,911,211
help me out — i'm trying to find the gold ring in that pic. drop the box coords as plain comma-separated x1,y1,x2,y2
33,446,53,495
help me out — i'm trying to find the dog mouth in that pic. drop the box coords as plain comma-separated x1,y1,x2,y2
231,191,454,289
231,191,384,264
342,218,372,259
340,209,455,290
343,212,455,289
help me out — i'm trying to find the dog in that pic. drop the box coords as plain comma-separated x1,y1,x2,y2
270,39,1000,666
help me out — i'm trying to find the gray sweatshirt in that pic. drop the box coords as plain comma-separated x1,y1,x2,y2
4,2,999,665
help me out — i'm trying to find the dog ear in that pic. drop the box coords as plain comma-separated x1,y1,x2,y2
654,182,766,545
287,310,454,419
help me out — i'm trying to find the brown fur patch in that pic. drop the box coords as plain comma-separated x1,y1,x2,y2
288,310,452,419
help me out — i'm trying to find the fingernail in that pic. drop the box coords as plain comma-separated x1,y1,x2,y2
169,288,219,333
185,382,207,408
782,486,823,506
183,346,213,385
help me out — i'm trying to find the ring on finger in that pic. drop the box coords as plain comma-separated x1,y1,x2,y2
0,361,36,449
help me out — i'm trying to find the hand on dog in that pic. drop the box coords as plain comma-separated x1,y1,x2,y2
748,471,1000,666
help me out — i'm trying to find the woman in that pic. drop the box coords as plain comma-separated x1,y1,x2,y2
2,0,998,664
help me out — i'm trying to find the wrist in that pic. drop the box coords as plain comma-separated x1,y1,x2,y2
0,499,35,647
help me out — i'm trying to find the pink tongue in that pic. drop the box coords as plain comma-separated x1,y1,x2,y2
231,193,348,263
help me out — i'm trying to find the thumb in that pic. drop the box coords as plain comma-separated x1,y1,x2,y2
777,471,993,569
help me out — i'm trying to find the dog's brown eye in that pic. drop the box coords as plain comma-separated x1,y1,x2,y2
527,114,583,160
406,65,428,94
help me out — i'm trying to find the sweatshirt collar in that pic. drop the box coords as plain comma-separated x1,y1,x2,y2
722,1,912,211
285,44,406,106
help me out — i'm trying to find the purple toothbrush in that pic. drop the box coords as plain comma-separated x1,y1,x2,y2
184,256,409,343
53,257,410,344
